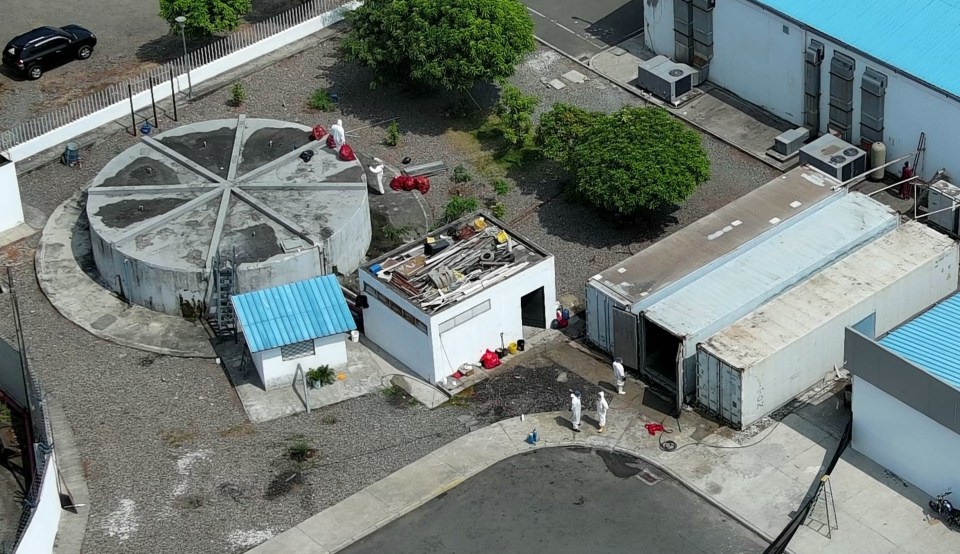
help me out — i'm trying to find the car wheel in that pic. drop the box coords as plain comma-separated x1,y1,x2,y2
27,65,42,80
77,46,93,60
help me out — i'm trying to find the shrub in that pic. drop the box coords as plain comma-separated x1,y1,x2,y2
492,179,511,196
491,202,507,220
286,435,314,462
306,365,335,388
494,82,538,145
308,89,334,111
444,195,480,221
229,82,246,107
385,121,401,146
452,165,473,183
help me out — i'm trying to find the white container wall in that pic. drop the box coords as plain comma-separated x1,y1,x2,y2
697,222,958,428
358,273,434,381
852,377,960,499
0,158,25,236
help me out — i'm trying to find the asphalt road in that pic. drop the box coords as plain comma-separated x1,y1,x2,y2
521,0,644,61
342,447,768,554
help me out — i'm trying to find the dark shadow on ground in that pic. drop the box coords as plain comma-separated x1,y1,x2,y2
247,0,310,23
582,0,645,46
135,33,218,64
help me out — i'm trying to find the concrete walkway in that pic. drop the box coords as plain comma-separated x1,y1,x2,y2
247,401,960,554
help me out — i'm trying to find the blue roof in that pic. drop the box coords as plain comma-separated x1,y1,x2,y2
880,292,960,391
231,275,356,353
754,0,960,98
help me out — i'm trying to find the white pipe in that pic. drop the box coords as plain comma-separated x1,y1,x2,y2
839,153,914,189
867,175,921,197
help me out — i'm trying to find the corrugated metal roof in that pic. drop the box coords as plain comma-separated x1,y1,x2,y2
645,193,896,342
231,275,356,353
753,0,960,97
590,166,840,306
700,222,957,370
879,293,960,390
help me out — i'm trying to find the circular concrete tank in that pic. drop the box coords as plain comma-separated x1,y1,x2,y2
86,116,371,316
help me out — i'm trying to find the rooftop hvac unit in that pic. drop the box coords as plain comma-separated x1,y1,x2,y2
927,180,960,235
798,134,866,182
637,56,698,105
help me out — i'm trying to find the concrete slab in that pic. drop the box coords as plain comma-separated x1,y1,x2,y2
246,527,329,554
35,191,215,358
296,490,390,551
561,70,587,84
548,78,566,90
362,452,464,512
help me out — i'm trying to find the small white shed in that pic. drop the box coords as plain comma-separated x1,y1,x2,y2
232,275,357,390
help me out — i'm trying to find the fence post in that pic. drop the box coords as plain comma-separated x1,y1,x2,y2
127,84,137,136
169,68,178,121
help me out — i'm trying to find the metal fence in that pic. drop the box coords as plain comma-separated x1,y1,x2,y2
5,376,50,554
0,0,353,152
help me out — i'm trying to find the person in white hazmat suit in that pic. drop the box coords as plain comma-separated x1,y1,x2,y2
612,357,626,395
570,390,582,432
330,119,346,149
596,390,609,433
368,158,385,194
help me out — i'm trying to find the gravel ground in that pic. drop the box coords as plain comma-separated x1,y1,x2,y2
3,33,780,554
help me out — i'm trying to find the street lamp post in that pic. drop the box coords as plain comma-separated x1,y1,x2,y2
175,16,193,99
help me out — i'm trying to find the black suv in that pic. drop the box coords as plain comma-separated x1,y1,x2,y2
2,25,96,80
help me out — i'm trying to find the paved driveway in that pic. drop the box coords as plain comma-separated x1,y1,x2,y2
341,447,768,554
521,0,644,61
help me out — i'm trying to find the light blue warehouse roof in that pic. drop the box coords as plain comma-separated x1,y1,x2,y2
880,292,960,391
232,275,356,353
644,192,896,343
753,0,960,98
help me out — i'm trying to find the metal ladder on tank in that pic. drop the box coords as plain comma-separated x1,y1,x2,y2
211,248,238,341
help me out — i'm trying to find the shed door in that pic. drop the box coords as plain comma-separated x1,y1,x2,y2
612,308,640,369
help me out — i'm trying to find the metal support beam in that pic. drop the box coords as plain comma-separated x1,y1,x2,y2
86,184,219,195
112,187,224,245
231,187,319,245
241,182,368,191
235,141,323,183
226,114,247,181
140,135,229,184
205,188,234,273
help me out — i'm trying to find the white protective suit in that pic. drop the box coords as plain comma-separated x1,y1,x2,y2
330,119,346,149
597,391,609,432
369,158,385,194
613,357,626,395
570,392,582,432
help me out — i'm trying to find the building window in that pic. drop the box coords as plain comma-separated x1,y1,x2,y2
438,300,492,334
364,283,428,334
281,340,315,361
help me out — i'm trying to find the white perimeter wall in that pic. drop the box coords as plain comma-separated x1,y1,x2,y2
737,244,959,427
14,451,60,554
2,1,360,164
852,376,960,498
360,257,556,384
0,160,25,235
430,257,556,384
644,0,960,181
252,335,347,390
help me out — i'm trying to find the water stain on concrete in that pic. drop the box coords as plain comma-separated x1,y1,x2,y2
101,157,179,187
160,126,235,179
238,127,310,175
596,450,646,479
95,197,190,229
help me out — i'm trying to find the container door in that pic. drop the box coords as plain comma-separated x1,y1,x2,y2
586,285,614,353
612,307,640,369
719,363,742,427
696,349,721,414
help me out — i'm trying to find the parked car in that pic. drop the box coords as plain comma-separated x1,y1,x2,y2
2,25,96,80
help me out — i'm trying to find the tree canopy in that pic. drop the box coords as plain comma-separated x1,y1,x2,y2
343,0,536,92
160,0,252,38
537,104,710,216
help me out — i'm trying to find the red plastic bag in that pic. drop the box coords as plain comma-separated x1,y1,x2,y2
326,134,337,149
480,349,501,370
339,144,356,161
390,175,403,191
311,125,326,141
644,423,665,436
413,175,430,194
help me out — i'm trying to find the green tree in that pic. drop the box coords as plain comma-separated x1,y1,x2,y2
534,103,592,166
495,82,538,145
160,0,252,38
539,106,710,216
343,0,536,92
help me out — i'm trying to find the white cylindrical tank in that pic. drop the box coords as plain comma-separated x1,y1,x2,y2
870,142,887,180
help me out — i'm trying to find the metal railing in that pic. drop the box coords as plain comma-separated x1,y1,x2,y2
0,0,353,152
5,377,50,554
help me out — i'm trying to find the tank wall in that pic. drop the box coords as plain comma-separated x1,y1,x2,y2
236,249,324,294
324,193,371,275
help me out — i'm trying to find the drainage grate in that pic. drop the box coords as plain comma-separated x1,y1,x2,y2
636,469,663,486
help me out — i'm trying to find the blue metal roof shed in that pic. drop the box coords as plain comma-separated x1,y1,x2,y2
879,292,960,391
753,0,960,99
232,275,356,353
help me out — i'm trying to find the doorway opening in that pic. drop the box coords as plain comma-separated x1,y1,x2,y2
520,287,546,338
642,318,681,391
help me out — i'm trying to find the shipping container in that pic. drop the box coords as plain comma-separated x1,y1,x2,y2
696,221,959,429
586,165,841,356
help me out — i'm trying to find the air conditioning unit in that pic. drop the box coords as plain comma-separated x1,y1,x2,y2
637,56,698,105
798,134,867,182
773,127,810,156
927,180,960,234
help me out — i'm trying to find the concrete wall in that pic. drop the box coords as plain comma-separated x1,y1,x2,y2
14,451,61,554
0,157,25,235
643,0,675,59
237,249,325,295
2,1,360,164
252,334,348,390
358,273,434,381
430,257,557,384
323,192,372,275
711,1,804,121
852,377,960,499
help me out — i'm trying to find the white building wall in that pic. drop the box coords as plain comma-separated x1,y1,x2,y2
358,273,434,380
852,377,960,498
0,159,25,235
430,257,556,384
737,245,958,427
14,451,61,554
252,335,348,390
711,1,803,121
643,0,675,58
